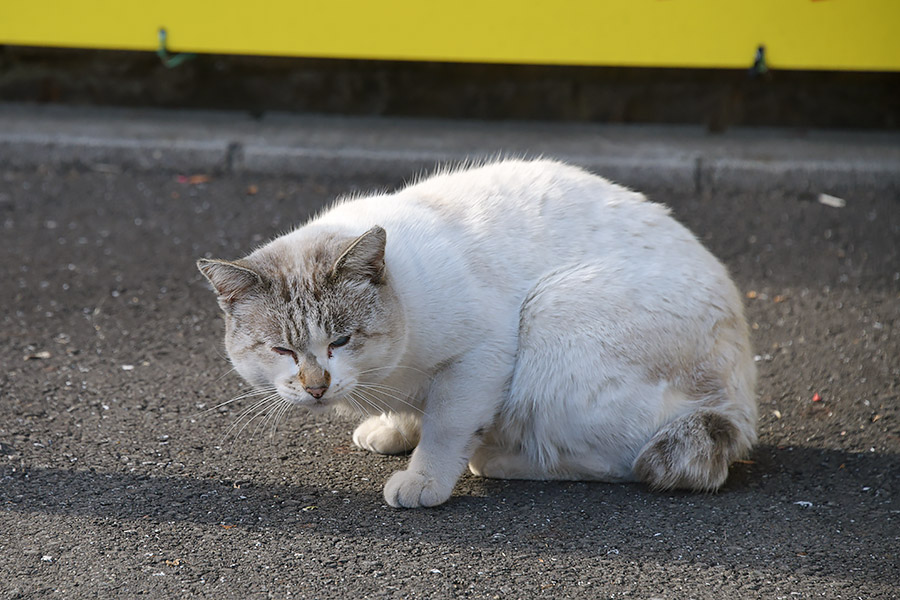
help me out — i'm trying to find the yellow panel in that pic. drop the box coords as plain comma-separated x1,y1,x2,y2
0,1,897,71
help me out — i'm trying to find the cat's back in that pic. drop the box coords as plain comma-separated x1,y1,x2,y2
392,158,657,228
319,159,681,263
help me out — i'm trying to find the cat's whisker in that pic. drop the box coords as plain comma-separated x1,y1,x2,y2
343,399,361,419
271,401,294,439
250,399,278,441
356,381,413,395
348,390,383,417
218,389,278,410
352,387,392,415
232,396,282,447
344,393,372,419
220,398,271,444
356,382,425,415
221,393,281,446
214,344,232,363
357,364,430,378
251,398,286,443
226,394,275,430
194,386,278,418
216,342,230,360
274,400,293,434
354,375,428,402
232,385,278,399
211,366,238,384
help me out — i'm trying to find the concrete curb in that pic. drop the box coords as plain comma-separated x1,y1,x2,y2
1,103,898,196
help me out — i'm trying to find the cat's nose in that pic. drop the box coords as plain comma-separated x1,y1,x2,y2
299,362,330,399
304,385,328,399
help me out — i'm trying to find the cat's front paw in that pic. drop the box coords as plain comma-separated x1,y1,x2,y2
352,414,418,455
383,469,452,508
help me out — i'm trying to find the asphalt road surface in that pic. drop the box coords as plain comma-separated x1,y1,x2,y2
1,163,898,599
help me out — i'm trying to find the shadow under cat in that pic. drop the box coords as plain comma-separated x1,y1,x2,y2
2,443,895,585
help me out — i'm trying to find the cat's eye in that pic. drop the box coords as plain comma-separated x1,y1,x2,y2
272,346,296,359
327,335,351,358
330,335,351,348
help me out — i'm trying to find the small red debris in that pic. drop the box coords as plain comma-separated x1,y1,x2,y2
177,174,211,185
812,393,823,403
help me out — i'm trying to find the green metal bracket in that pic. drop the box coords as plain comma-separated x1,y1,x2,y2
157,28,196,68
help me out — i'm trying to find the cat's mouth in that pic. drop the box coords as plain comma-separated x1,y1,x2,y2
276,384,348,410
276,386,326,407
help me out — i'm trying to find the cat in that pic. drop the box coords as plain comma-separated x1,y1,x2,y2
198,159,757,508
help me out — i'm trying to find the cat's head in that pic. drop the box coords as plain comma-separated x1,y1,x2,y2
198,225,405,410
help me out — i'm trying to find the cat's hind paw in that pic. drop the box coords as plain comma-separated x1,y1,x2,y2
633,410,745,492
352,414,419,455
383,469,452,508
469,449,535,479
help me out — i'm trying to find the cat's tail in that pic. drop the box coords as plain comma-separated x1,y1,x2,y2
632,409,753,492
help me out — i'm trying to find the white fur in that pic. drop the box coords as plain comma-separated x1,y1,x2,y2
242,160,757,507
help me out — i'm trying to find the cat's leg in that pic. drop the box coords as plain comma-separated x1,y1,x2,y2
632,409,751,491
383,350,508,508
469,444,635,482
509,262,755,491
352,412,420,455
497,263,666,484
468,445,547,479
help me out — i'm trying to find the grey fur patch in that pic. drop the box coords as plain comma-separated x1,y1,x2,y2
632,410,743,492
197,258,263,305
330,226,386,284
201,226,401,375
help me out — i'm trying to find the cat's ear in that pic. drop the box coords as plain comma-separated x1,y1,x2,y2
330,226,387,284
197,258,263,304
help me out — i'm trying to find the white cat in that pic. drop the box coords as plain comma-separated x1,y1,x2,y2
199,159,757,508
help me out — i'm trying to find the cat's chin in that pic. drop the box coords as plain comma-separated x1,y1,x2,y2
275,387,352,415
300,400,333,415
280,394,333,413
275,387,330,410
